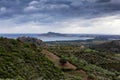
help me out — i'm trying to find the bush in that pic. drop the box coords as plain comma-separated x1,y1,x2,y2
60,59,67,65
88,74,95,80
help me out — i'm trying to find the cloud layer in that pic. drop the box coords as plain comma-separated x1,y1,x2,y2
0,0,120,34
0,0,120,18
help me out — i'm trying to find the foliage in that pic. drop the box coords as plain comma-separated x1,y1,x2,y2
46,45,119,80
0,38,65,80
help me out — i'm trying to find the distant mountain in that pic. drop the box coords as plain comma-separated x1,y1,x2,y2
39,32,74,37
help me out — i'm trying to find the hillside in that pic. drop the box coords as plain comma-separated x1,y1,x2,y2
0,37,65,80
0,37,120,80
46,45,120,80
91,40,120,53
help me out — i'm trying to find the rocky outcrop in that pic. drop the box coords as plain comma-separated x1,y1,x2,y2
17,36,46,46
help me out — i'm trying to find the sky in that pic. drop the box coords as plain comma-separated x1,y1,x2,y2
0,0,120,34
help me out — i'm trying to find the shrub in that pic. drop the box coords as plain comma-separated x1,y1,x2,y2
60,59,67,65
88,74,95,80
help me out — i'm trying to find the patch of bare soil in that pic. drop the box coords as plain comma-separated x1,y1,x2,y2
42,50,77,70
42,50,88,80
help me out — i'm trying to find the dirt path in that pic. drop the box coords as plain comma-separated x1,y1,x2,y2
42,50,88,80
42,50,77,70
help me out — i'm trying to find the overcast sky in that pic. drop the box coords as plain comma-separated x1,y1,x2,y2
0,0,120,34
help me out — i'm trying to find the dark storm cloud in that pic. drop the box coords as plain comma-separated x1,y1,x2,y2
0,0,120,21
0,0,120,34
96,0,111,3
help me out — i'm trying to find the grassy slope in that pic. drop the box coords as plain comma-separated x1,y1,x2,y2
0,37,65,80
1,37,120,80
46,46,120,80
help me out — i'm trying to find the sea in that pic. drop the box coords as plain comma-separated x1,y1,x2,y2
0,34,94,42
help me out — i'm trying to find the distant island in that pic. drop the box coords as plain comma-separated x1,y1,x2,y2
38,32,74,37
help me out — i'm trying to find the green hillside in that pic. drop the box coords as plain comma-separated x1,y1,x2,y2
0,37,65,80
46,46,120,80
91,40,120,53
0,37,120,80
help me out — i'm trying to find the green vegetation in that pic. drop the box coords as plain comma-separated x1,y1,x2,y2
46,45,120,80
0,37,120,80
0,37,65,80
